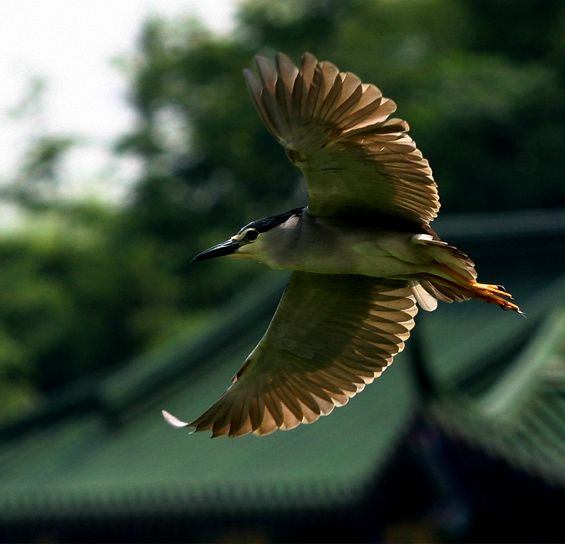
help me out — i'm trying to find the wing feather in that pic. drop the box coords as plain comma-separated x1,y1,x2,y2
274,379,305,421
177,272,417,437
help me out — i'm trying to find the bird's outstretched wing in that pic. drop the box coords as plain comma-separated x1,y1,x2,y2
165,272,417,437
244,52,439,226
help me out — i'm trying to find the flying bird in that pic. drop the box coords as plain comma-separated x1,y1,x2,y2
162,52,521,438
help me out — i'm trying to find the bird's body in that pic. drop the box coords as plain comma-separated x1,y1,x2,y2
233,210,464,282
162,52,522,438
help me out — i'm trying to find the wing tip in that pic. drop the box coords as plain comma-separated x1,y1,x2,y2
161,409,191,429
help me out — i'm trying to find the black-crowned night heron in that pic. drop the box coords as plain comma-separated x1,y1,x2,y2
162,52,521,438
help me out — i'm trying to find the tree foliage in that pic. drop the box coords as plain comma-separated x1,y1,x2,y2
0,205,191,396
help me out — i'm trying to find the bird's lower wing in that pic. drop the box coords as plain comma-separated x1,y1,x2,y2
166,272,417,438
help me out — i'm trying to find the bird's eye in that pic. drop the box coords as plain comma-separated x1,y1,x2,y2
245,229,258,241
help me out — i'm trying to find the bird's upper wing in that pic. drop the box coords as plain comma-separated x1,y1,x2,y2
244,52,439,226
171,272,417,437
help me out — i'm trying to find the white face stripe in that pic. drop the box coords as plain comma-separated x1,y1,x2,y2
233,227,259,242
236,207,304,236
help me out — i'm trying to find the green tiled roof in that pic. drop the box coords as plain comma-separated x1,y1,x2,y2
430,278,565,485
0,208,563,521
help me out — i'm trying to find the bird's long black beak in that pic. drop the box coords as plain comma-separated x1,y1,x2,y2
191,239,240,262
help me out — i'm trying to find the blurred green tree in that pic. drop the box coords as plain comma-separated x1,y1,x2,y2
0,118,196,416
0,204,194,397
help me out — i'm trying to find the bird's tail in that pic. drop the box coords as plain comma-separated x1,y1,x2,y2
410,236,522,314
416,275,522,313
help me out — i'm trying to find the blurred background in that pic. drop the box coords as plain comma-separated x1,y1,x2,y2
0,0,564,542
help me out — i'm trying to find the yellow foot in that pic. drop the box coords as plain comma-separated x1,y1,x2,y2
472,282,523,314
